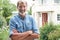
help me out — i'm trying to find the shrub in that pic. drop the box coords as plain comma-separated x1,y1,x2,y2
0,15,6,28
0,0,16,25
2,7,12,18
0,27,9,40
48,29,60,40
0,15,8,40
28,6,32,15
48,24,60,40
6,16,11,25
0,0,16,18
40,23,57,40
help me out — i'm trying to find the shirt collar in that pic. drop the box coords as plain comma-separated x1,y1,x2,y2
17,12,27,20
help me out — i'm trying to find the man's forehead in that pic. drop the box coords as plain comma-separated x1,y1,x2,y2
18,1,27,5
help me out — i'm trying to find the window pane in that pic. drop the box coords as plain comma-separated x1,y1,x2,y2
54,0,60,3
57,14,60,21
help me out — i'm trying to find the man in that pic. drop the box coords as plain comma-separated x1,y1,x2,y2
9,0,39,40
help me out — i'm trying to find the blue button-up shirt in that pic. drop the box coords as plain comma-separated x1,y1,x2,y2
9,13,39,36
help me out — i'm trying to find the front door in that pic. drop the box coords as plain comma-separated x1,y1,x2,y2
42,13,48,26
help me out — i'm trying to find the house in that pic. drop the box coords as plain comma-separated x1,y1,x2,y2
32,0,60,27
11,0,60,27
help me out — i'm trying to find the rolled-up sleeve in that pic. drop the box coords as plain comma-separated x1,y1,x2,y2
9,18,16,37
32,18,40,34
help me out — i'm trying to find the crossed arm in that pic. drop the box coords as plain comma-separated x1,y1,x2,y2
10,29,39,40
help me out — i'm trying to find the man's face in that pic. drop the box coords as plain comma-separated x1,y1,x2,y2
17,2,27,13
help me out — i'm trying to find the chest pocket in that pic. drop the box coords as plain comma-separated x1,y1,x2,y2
26,21,32,30
16,22,23,32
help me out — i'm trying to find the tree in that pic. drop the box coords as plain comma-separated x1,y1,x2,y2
0,15,6,28
0,0,16,18
0,0,16,40
0,0,16,25
28,6,32,15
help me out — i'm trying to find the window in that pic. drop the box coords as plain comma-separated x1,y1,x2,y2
54,0,60,3
38,0,54,5
41,0,47,4
57,14,60,21
38,0,47,5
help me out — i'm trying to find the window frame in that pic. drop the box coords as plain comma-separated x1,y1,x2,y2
57,14,60,21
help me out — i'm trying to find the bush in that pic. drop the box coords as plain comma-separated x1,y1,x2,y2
0,0,16,18
0,15,8,40
48,29,60,40
6,16,11,25
40,23,57,40
0,15,6,28
48,25,60,40
2,4,16,18
0,27,9,40
28,6,32,15
2,7,12,18
0,0,16,25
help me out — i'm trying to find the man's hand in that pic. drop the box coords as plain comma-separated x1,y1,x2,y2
30,33,39,39
12,29,18,33
11,30,33,40
17,30,33,40
26,30,33,35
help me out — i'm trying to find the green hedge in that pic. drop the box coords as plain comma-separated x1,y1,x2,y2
39,23,60,40
48,29,60,40
0,15,8,40
6,16,11,25
0,27,9,40
0,15,6,28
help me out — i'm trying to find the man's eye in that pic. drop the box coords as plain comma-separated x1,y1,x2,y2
24,6,25,7
19,6,22,8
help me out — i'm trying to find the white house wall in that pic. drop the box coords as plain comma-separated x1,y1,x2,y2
32,4,60,27
52,6,60,24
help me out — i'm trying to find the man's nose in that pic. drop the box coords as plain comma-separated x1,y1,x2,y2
21,7,25,10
